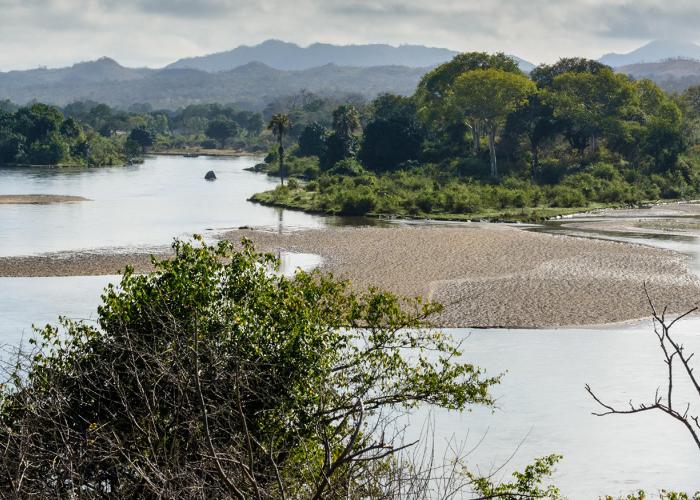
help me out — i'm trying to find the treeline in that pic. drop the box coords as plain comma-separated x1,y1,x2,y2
0,103,128,166
255,54,700,218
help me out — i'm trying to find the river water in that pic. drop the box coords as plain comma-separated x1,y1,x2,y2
1,155,699,497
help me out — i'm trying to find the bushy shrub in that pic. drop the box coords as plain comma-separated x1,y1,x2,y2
548,185,587,207
328,158,365,177
338,187,378,215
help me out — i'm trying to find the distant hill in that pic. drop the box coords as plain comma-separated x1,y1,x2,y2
168,39,535,73
600,40,700,68
0,61,430,109
0,40,538,109
0,58,153,87
616,58,700,92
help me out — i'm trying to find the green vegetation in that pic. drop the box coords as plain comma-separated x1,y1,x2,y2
0,103,127,166
0,238,564,497
250,53,700,220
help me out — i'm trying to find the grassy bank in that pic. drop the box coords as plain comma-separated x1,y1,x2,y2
249,185,615,222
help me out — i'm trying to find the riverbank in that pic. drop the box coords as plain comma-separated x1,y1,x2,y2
0,194,90,204
2,224,698,328
249,189,614,223
151,148,260,158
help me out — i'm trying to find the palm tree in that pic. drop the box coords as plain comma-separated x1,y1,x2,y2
331,105,361,139
267,114,291,186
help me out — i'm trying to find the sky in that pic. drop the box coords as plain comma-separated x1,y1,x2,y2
1,0,700,70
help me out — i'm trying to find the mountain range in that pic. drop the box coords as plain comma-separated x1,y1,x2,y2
600,40,700,67
0,59,429,109
3,39,700,109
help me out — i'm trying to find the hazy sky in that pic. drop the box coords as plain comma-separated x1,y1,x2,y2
1,0,700,70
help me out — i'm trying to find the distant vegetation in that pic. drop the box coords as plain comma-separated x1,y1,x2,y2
252,53,700,220
0,103,127,166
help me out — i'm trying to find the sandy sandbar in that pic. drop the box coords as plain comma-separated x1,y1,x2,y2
1,224,698,328
0,194,90,205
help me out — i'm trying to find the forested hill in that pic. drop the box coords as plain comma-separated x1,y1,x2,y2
167,39,536,73
616,59,700,93
0,61,428,109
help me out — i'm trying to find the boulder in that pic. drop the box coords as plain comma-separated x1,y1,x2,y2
204,170,217,181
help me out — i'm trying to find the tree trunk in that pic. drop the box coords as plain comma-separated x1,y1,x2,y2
488,127,498,179
471,120,480,156
531,142,539,182
278,143,285,187
589,134,597,158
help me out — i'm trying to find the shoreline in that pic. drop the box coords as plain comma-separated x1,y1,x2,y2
1,223,698,328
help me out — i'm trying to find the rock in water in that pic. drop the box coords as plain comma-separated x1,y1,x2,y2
205,170,217,181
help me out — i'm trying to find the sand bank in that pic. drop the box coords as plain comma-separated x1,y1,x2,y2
0,194,90,205
1,224,698,328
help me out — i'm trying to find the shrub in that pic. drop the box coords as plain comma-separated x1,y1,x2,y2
548,185,587,207
0,238,497,498
339,187,378,215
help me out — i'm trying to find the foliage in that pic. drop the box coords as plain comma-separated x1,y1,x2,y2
0,238,499,497
360,94,424,172
0,103,127,166
297,122,328,157
205,119,239,148
467,454,563,499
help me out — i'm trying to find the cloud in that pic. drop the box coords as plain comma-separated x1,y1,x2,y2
0,0,699,70
592,1,700,40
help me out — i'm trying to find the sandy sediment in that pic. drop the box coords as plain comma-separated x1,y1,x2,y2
0,251,161,277
221,225,700,328
0,194,90,204
1,224,699,328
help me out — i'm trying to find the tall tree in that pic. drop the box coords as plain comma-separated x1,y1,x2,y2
451,69,536,178
416,52,523,156
505,92,559,179
331,104,361,139
297,122,328,157
545,69,633,161
267,113,291,186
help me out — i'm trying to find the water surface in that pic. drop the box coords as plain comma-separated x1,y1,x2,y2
0,155,330,256
1,156,699,496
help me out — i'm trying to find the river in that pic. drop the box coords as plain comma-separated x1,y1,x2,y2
0,155,699,497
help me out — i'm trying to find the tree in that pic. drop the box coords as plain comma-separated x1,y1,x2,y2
268,113,291,186
608,79,684,171
127,126,155,153
531,58,610,88
359,94,423,172
505,92,559,179
297,122,328,157
360,119,423,172
586,288,700,453
544,69,634,161
0,238,499,497
331,104,361,139
205,119,239,148
319,105,362,170
416,52,523,156
451,69,536,178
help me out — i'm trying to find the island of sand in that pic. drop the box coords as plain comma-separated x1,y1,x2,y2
0,194,90,205
1,222,698,328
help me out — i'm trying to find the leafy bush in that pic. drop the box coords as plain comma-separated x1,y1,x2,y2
547,185,588,207
0,238,497,497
